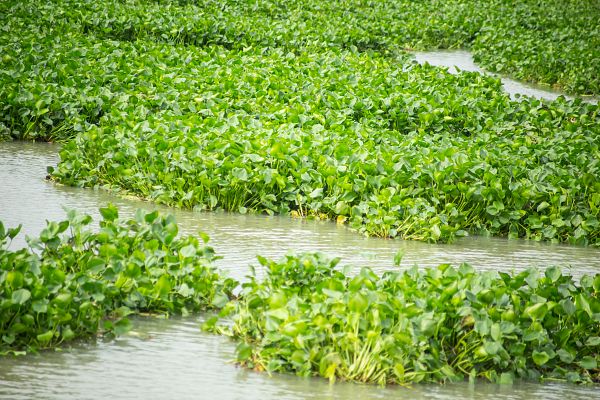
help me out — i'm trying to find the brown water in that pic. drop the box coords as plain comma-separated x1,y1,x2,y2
1,316,599,400
1,141,600,399
411,50,598,103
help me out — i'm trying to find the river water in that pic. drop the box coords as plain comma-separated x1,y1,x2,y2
1,141,599,398
411,50,598,103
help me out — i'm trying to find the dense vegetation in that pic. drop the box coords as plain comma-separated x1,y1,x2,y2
3,0,600,94
2,0,599,388
0,207,235,353
2,211,599,384
2,0,599,244
218,253,600,385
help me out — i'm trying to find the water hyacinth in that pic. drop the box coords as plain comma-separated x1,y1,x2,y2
1,210,599,386
0,206,236,353
3,0,599,94
2,1,599,245
215,253,600,385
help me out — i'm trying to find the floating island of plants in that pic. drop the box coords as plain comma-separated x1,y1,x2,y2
2,1,600,244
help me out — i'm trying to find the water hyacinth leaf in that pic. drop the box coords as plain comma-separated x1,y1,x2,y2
557,349,575,364
114,318,132,336
180,244,196,258
499,372,514,385
393,250,404,267
99,204,119,221
11,289,31,305
586,337,600,347
211,292,230,309
8,225,22,240
532,351,550,366
578,357,598,370
236,342,253,362
231,168,248,181
545,266,561,283
36,331,53,344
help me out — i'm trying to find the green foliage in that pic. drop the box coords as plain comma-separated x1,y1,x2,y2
0,208,237,353
2,211,599,386
1,0,599,244
3,0,599,95
221,253,600,384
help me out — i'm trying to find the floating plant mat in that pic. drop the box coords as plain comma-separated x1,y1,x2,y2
3,0,600,95
2,2,600,245
1,208,599,386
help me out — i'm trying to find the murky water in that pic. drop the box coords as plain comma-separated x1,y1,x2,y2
2,142,600,280
1,141,600,399
1,316,599,400
411,50,598,103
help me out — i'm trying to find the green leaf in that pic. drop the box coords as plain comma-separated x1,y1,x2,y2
578,356,597,370
36,330,54,344
99,203,119,221
532,351,550,366
180,244,197,258
586,336,600,346
236,342,252,361
114,318,132,336
231,167,248,181
11,289,31,305
309,188,323,198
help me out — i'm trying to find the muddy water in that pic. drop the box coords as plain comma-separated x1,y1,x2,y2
1,316,599,400
411,50,597,103
1,141,600,399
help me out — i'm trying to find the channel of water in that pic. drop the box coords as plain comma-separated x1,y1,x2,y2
411,50,598,103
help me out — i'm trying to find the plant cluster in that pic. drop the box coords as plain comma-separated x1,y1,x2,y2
0,206,235,353
2,22,599,243
216,253,600,384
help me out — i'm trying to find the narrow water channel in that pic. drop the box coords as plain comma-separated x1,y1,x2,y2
411,50,598,103
1,141,599,399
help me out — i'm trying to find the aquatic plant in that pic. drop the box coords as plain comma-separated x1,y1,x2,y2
0,206,236,353
2,0,600,244
3,0,599,95
216,253,600,384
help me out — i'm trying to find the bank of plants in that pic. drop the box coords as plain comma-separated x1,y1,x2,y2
3,0,600,95
2,1,600,245
0,206,236,353
3,1,600,245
